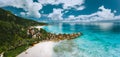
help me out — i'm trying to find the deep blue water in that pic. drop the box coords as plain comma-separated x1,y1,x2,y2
43,22,120,57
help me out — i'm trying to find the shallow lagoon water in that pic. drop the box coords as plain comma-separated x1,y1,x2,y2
43,22,120,57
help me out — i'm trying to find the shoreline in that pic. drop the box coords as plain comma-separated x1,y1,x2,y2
17,26,82,57
17,41,56,57
17,33,81,57
4,26,82,57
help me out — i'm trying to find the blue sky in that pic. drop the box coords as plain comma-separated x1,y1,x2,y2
0,0,120,22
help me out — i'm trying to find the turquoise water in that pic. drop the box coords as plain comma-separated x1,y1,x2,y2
43,22,120,57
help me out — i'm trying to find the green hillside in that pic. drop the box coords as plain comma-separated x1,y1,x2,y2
0,8,46,56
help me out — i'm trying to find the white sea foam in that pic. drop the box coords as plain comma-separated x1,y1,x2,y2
17,41,56,57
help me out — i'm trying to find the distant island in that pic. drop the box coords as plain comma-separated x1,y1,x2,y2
0,8,82,57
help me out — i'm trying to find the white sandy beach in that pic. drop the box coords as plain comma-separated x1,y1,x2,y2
17,41,56,57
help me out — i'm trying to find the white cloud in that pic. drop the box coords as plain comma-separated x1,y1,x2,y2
60,0,85,9
65,6,120,22
47,5,120,22
0,0,42,18
114,15,120,19
38,0,85,10
48,9,63,20
97,6,114,19
25,2,42,18
76,6,85,10
0,0,85,19
41,0,85,20
1,0,120,22
69,15,75,19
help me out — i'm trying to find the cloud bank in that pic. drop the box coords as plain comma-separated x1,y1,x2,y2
64,6,120,22
0,0,120,22
0,0,84,18
38,0,85,10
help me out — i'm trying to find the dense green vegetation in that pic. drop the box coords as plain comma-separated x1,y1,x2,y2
0,8,46,56
4,45,28,57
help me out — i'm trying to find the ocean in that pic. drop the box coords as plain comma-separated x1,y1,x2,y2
43,22,120,57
